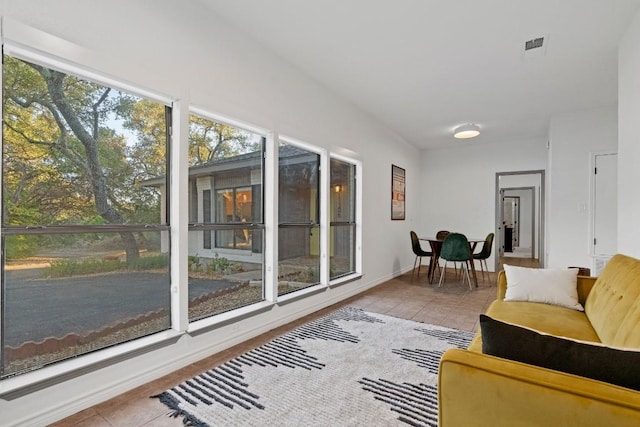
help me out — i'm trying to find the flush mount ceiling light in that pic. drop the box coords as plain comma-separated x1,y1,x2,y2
453,123,480,139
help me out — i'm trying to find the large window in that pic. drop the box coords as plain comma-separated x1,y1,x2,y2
278,141,321,295
330,158,357,279
1,54,170,377
0,49,361,383
186,112,265,321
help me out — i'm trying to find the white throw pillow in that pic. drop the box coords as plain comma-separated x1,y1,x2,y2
503,265,583,311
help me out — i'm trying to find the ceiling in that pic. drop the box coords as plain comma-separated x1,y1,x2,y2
197,0,640,150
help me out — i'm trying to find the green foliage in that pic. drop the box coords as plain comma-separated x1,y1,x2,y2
206,253,242,275
2,55,262,240
84,215,107,225
4,235,39,259
129,254,169,270
49,259,124,278
307,266,320,282
188,114,260,165
3,57,104,225
2,55,167,230
2,54,266,271
188,254,201,271
48,254,169,278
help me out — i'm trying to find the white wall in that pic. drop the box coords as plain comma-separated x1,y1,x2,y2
0,1,421,424
420,139,547,271
547,106,618,268
618,8,640,259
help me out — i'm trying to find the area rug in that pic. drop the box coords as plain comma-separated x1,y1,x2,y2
154,306,475,426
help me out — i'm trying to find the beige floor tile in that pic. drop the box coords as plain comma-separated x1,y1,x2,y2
50,413,112,427
53,269,505,426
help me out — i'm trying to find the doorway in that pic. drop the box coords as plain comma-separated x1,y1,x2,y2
502,195,520,253
495,170,545,271
501,187,536,258
591,152,617,256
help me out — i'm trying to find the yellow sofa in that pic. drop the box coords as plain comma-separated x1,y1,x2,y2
438,254,640,427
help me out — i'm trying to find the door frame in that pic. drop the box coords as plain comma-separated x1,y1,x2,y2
501,188,535,258
495,170,545,271
589,150,617,256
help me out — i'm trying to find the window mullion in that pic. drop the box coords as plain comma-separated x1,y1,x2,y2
320,150,330,285
264,132,278,302
170,100,189,332
355,162,363,275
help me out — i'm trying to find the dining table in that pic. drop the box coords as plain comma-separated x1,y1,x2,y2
420,236,486,287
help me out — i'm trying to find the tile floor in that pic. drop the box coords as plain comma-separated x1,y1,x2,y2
52,259,531,426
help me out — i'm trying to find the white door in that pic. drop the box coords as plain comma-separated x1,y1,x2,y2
593,154,617,255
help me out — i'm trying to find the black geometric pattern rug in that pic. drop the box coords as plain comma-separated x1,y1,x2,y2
153,306,474,426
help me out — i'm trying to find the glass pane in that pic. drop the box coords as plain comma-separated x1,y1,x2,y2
278,142,320,295
187,113,264,321
2,54,170,377
330,158,357,279
279,143,320,223
278,226,320,295
203,190,212,249
215,189,234,223
2,55,167,228
188,229,264,322
2,231,170,377
330,224,356,278
213,187,253,249
214,229,234,249
330,159,356,222
236,188,253,222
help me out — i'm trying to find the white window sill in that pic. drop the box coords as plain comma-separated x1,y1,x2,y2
0,329,183,398
187,300,276,333
277,283,327,304
329,272,363,287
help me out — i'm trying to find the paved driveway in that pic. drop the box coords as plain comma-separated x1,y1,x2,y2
3,270,237,347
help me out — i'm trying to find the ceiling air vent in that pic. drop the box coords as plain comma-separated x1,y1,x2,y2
525,37,544,51
523,34,549,59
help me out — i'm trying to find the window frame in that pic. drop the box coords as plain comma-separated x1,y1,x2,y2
213,186,253,250
328,153,362,285
329,156,359,281
276,136,325,298
185,107,269,328
1,46,173,235
186,108,267,256
0,44,175,382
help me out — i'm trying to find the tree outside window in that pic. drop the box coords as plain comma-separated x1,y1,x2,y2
1,54,171,377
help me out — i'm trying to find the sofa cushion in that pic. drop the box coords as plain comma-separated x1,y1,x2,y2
585,254,640,348
503,264,582,310
467,298,599,353
479,314,640,391
483,299,600,341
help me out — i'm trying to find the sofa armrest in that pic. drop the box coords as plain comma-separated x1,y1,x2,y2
496,270,597,305
576,275,597,304
438,349,640,427
496,270,507,299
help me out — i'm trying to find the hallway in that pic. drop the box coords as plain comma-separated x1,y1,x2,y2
499,255,540,269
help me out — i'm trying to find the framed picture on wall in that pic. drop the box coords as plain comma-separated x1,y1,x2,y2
391,164,405,220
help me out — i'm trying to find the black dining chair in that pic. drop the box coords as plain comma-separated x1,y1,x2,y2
438,232,473,290
473,232,495,281
436,230,450,240
410,231,433,281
